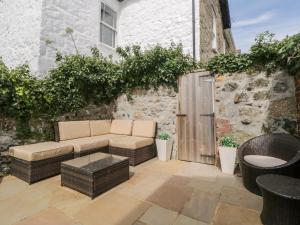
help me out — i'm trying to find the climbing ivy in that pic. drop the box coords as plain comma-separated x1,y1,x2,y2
0,44,196,123
207,31,300,76
1,31,299,137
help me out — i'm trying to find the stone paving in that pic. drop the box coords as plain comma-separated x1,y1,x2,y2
0,159,263,225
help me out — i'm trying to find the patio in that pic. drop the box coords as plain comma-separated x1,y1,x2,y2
0,159,263,225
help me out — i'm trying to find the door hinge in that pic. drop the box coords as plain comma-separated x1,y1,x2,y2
200,113,215,117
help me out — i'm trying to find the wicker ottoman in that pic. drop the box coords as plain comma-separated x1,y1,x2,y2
257,174,300,225
9,142,74,184
61,153,129,199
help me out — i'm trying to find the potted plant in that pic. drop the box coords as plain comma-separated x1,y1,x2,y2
219,136,238,174
156,132,173,161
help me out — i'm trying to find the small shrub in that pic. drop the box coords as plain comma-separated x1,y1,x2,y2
219,136,238,148
158,132,171,140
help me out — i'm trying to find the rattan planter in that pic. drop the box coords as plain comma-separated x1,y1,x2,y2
238,133,300,195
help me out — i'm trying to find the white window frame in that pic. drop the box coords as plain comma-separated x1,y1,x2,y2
100,2,117,48
212,9,218,51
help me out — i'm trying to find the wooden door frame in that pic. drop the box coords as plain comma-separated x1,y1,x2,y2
176,70,217,164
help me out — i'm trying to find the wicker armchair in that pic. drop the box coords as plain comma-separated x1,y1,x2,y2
238,133,300,195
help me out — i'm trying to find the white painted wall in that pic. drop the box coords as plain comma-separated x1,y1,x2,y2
38,0,121,75
0,0,43,73
0,0,200,75
118,0,194,57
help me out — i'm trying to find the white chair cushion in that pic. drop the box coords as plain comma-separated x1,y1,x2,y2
244,155,287,167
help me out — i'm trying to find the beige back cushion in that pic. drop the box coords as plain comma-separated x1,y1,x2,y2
90,120,111,136
110,120,133,135
58,121,91,141
132,120,157,138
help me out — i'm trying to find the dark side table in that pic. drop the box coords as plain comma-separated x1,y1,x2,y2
256,174,300,225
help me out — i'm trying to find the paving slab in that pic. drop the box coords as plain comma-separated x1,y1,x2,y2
175,162,219,182
49,187,91,218
173,215,208,225
212,203,262,225
0,178,59,225
0,176,28,201
12,208,79,225
220,186,263,211
188,178,222,194
216,174,245,190
146,176,193,212
116,170,172,201
74,191,151,225
138,205,178,225
140,160,186,175
181,189,220,223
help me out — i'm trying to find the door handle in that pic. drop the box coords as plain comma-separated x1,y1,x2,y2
200,113,215,117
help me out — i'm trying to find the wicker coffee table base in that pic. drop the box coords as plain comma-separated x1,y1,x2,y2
61,157,130,199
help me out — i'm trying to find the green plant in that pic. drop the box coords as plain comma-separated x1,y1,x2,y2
158,132,171,140
0,44,196,138
206,31,300,76
219,136,238,148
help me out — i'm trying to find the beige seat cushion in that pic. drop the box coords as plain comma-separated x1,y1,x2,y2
244,155,287,167
110,120,133,135
109,136,154,150
60,136,109,153
90,120,111,136
9,142,73,161
58,121,91,141
132,120,156,138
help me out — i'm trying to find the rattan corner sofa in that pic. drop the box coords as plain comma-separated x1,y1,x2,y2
9,119,157,184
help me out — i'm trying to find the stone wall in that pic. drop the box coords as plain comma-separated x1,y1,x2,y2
0,87,178,156
215,71,297,144
199,0,226,63
113,88,178,157
0,0,43,74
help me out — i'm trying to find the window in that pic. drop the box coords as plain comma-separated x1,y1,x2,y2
212,10,217,50
100,3,117,48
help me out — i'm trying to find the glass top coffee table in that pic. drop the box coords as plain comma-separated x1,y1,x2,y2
61,153,129,199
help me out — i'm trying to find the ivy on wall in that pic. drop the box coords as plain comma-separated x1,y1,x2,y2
207,32,300,76
0,31,299,138
0,44,196,124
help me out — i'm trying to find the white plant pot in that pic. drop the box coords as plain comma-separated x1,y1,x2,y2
219,146,237,174
156,139,173,161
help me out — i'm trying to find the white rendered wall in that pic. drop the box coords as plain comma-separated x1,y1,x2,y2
118,0,195,58
38,0,121,75
0,0,43,73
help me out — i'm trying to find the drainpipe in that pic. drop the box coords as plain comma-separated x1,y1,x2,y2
192,0,196,59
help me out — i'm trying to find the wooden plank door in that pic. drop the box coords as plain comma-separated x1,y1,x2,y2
177,71,216,164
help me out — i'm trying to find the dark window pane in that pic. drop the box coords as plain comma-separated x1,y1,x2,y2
101,4,116,28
